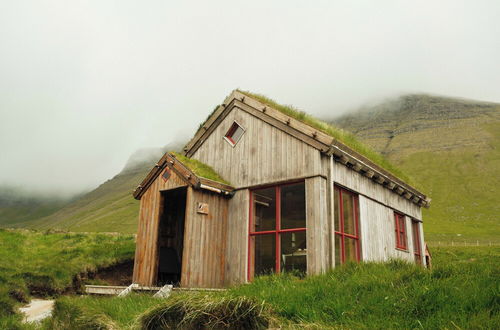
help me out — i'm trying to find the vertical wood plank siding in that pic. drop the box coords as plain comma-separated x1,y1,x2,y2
358,196,414,262
132,171,188,286
305,176,330,274
224,189,249,285
181,188,229,288
332,161,421,219
192,107,326,188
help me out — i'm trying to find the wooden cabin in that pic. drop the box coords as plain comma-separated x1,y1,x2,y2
132,90,431,288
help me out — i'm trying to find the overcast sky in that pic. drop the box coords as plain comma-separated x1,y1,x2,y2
1,1,499,195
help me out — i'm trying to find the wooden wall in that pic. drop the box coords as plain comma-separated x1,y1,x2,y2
358,196,415,263
332,159,422,220
181,188,229,288
192,107,326,188
305,176,330,274
224,189,249,286
331,157,424,265
133,170,188,286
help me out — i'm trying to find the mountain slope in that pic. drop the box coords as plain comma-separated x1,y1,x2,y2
26,148,167,234
334,94,500,243
0,187,69,227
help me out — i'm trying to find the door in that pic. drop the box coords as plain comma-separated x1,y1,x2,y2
157,187,187,285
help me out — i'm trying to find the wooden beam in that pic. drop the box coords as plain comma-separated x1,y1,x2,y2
234,100,330,152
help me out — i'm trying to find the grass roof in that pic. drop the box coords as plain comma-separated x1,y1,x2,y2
238,90,416,186
171,152,231,186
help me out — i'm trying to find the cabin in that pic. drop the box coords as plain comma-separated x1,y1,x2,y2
132,90,431,288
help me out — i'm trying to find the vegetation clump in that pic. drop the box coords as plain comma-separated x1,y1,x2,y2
139,293,275,330
171,152,231,185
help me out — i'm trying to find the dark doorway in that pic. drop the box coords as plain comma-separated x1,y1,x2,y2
157,187,187,286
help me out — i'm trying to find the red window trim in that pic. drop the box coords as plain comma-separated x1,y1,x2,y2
394,212,408,250
247,181,306,281
334,185,361,264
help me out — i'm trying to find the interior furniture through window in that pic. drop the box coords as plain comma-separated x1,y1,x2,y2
248,181,306,279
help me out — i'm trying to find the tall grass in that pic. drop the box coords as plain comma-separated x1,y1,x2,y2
0,229,135,328
50,247,499,329
228,246,499,329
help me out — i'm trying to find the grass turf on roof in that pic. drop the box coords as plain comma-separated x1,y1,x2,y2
238,90,416,187
171,152,231,186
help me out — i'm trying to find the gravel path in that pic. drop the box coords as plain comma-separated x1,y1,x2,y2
19,299,55,323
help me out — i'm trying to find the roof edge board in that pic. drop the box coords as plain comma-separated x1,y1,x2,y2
133,153,234,200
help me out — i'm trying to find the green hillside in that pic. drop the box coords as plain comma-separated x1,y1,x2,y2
2,95,497,244
0,187,70,228
334,94,500,244
26,148,169,234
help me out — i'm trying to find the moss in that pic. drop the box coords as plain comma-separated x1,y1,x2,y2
171,152,231,185
238,90,416,186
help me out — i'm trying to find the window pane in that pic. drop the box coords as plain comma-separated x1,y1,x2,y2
334,188,340,232
231,125,244,142
344,237,358,262
252,187,276,232
335,234,341,265
280,231,307,275
343,192,356,235
254,234,276,276
281,183,306,229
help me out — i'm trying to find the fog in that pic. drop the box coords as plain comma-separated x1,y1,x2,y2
1,1,499,195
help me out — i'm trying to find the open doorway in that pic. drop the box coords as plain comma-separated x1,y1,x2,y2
157,187,187,286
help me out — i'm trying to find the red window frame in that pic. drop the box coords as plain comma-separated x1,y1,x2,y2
412,220,422,264
247,181,306,281
334,186,361,264
394,212,407,250
224,122,244,146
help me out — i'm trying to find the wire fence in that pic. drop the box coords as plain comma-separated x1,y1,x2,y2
427,241,500,247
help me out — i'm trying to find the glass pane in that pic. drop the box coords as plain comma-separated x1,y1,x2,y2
281,183,306,229
412,222,420,254
252,187,276,232
343,192,356,235
335,234,341,265
280,231,307,275
254,234,276,276
334,188,340,232
344,237,358,262
231,125,244,142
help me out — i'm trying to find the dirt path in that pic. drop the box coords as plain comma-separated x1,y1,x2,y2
19,299,54,323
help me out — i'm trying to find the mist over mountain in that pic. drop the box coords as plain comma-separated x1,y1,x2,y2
333,94,500,242
1,94,498,243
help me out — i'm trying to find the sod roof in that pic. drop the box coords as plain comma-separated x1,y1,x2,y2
170,152,230,185
237,90,415,187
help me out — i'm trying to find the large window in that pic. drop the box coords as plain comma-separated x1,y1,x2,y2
248,182,306,279
394,212,407,250
412,220,422,264
334,186,361,264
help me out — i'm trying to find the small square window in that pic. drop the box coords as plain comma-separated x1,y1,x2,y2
224,121,245,146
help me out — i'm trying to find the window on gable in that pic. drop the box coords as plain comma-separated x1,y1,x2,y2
224,121,245,146
394,212,407,250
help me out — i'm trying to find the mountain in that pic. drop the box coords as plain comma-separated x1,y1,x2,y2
1,95,498,244
0,187,70,227
334,94,500,243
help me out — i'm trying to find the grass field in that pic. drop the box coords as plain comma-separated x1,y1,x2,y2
0,229,135,329
44,246,499,329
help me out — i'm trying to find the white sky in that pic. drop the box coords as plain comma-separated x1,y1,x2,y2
1,1,499,194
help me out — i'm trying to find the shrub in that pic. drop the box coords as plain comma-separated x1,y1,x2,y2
139,293,275,330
